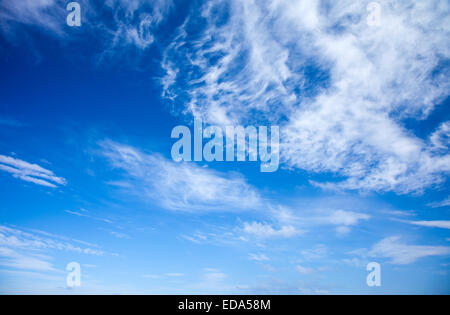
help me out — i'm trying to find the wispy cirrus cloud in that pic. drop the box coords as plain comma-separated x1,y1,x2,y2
403,220,450,230
100,140,262,212
102,0,173,50
0,0,67,37
0,225,108,275
0,247,56,272
296,265,315,275
358,236,450,265
64,209,113,224
272,206,371,236
300,245,328,261
428,197,450,208
142,272,184,279
162,0,450,195
0,0,173,56
0,225,104,256
248,253,269,262
0,155,66,188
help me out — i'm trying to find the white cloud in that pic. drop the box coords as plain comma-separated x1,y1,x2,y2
242,222,301,239
280,1,450,194
428,197,450,208
0,155,66,188
249,253,269,262
296,265,315,275
0,0,66,37
100,140,262,212
142,272,183,279
0,225,107,273
279,208,370,236
166,273,184,277
162,0,450,194
0,0,173,54
326,210,370,226
301,245,328,261
102,0,173,50
368,236,450,265
203,268,227,283
0,247,55,272
404,221,450,230
142,274,161,279
162,0,296,126
327,210,370,235
430,122,450,152
65,209,113,224
0,225,104,256
381,210,416,217
109,231,131,239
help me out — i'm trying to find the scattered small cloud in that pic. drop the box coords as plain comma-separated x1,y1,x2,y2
301,245,328,261
296,265,315,275
248,254,269,262
109,231,131,239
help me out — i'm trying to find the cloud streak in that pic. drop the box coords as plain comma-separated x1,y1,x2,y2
404,220,450,230
367,236,450,265
0,155,66,188
0,225,103,256
100,140,262,212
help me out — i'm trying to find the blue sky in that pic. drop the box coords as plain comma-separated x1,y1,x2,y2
0,0,449,294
